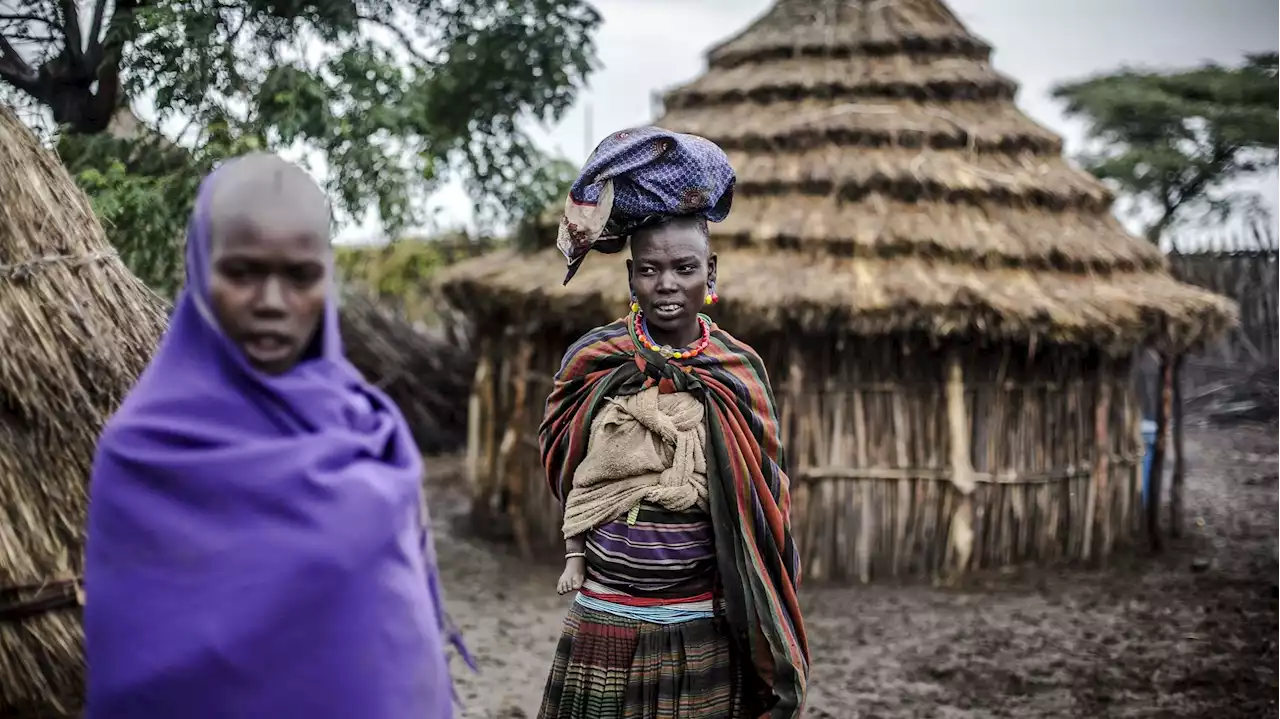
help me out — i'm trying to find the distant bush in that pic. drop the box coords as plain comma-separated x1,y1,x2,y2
334,232,499,321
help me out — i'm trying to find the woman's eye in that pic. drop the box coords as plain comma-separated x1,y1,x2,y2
218,264,254,283
286,266,323,286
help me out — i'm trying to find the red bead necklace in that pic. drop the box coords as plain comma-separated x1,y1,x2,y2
633,311,712,360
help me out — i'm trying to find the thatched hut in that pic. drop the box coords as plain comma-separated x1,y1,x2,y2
338,288,475,455
0,104,167,716
438,0,1235,579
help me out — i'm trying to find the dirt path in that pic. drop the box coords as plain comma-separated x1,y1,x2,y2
430,423,1278,718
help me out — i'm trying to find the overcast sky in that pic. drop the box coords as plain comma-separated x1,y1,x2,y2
341,0,1278,243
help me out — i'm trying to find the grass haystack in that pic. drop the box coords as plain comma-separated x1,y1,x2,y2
339,289,474,455
0,104,167,716
438,0,1237,582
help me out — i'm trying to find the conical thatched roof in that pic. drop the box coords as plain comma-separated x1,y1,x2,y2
440,0,1234,353
0,104,167,716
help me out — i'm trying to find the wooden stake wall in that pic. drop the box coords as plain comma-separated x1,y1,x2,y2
467,330,1145,582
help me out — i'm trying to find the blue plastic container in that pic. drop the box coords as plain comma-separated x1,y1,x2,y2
1140,419,1158,505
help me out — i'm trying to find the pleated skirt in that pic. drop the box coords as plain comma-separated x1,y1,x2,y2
537,601,750,719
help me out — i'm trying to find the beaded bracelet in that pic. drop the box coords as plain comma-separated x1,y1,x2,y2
564,551,586,559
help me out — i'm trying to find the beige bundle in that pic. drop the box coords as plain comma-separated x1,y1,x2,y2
561,387,709,538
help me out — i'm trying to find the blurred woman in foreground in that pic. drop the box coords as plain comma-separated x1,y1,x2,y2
83,153,466,718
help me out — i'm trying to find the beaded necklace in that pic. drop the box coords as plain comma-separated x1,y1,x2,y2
632,311,711,360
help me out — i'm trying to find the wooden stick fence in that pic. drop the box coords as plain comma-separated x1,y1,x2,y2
1167,223,1279,371
1137,221,1277,544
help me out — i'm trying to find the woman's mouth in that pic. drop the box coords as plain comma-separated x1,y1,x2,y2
242,332,295,365
651,302,683,319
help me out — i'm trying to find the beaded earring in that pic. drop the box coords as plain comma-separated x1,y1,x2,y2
704,281,720,305
629,291,640,314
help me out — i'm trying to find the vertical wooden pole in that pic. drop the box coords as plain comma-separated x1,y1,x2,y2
480,345,500,501
471,338,498,528
828,380,849,581
1114,379,1132,545
465,345,491,489
891,391,910,577
788,350,816,580
1147,354,1173,552
852,387,870,580
1086,364,1112,563
1170,354,1186,538
944,352,975,577
500,340,535,558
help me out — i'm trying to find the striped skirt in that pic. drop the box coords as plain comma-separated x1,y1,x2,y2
537,601,751,719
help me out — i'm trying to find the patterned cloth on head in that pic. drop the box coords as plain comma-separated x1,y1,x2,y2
556,126,736,285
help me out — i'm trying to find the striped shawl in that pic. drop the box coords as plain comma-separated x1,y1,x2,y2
539,316,809,717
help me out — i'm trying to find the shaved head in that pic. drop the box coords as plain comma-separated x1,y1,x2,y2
205,153,332,375
208,153,330,246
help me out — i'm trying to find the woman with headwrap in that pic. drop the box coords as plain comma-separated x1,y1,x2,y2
538,127,809,719
83,153,469,718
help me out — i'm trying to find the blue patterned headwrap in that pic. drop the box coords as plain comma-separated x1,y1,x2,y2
556,126,736,285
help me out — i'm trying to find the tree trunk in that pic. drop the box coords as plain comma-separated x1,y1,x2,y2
42,67,123,135
1170,355,1186,538
1147,354,1173,551
0,0,143,136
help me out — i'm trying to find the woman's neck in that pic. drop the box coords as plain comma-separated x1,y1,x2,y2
641,314,702,349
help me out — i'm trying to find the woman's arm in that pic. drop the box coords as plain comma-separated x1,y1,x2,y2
557,533,587,594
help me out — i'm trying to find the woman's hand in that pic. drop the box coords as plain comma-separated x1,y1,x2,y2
556,556,586,595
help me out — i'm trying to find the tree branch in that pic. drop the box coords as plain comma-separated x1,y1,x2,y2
1,2,75,101
0,14,57,26
1144,143,1236,242
57,0,83,63
85,0,110,64
83,0,152,122
355,14,431,65
0,31,54,45
0,28,38,94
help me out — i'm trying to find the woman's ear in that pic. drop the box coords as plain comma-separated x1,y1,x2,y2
626,258,634,287
707,253,718,286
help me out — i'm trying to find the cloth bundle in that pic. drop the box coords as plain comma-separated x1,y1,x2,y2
561,387,709,538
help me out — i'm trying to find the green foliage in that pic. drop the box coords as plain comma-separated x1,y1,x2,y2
70,155,190,296
1054,53,1279,239
0,0,599,291
511,156,578,228
57,121,266,296
334,233,496,320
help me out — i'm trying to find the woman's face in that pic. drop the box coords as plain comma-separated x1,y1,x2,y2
627,218,717,347
208,209,329,375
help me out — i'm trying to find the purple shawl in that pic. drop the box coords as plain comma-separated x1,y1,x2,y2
84,168,459,718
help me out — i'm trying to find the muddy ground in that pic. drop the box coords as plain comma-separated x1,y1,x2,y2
430,422,1278,718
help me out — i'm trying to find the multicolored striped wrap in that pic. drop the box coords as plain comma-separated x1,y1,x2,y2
539,316,810,718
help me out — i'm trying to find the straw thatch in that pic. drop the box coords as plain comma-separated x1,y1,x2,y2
0,104,167,716
440,0,1234,352
704,0,992,64
339,289,475,455
443,245,1234,354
